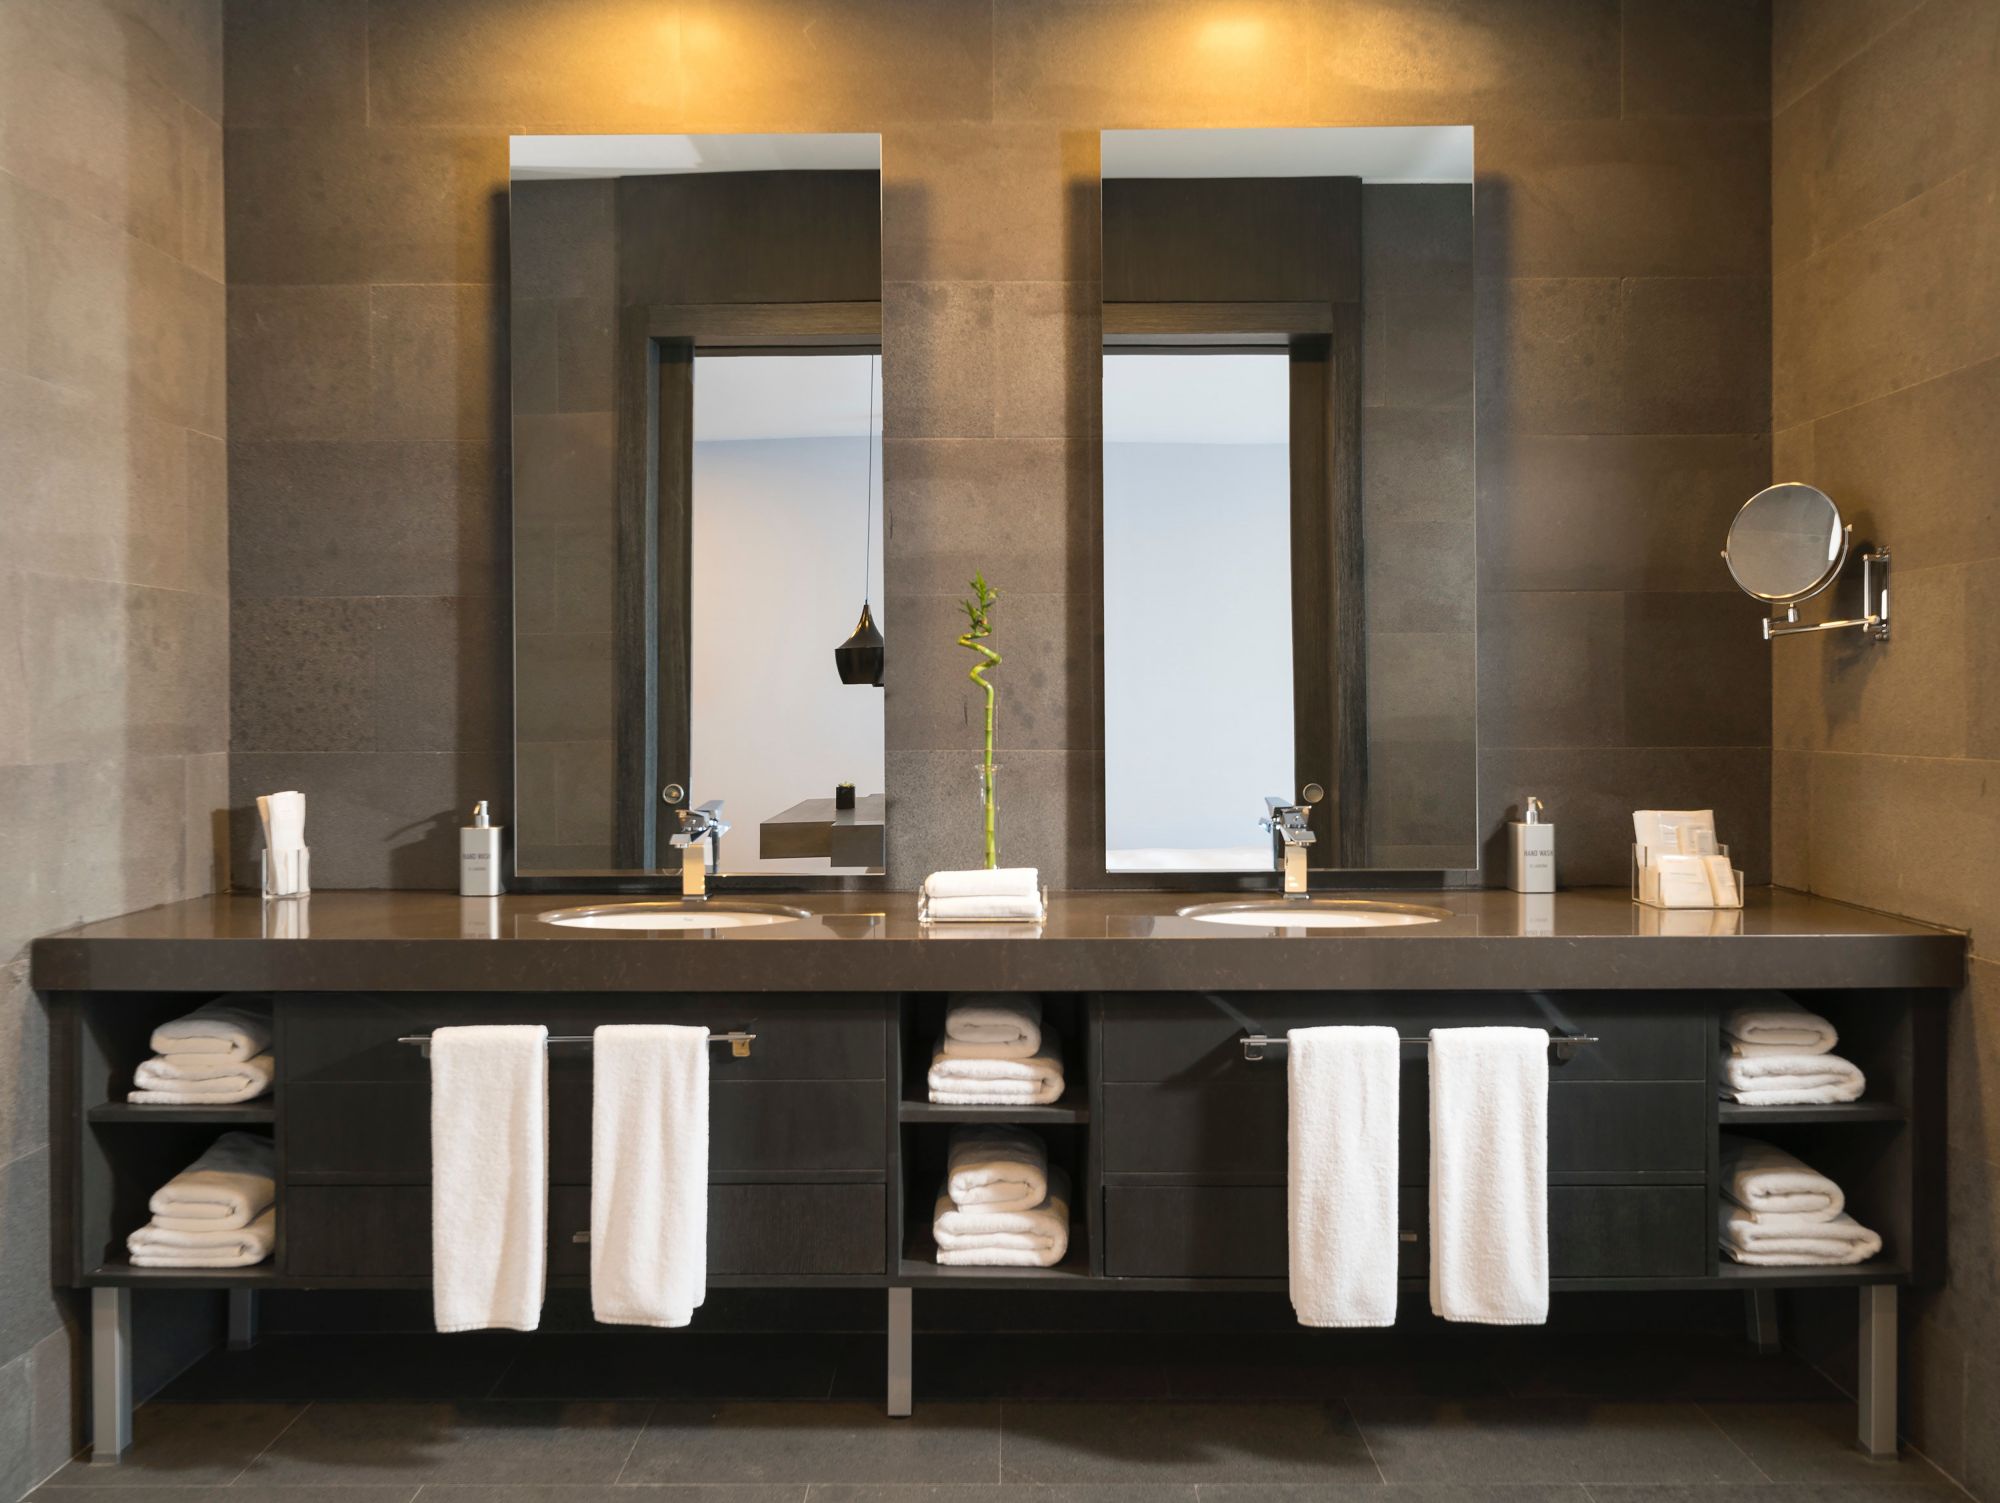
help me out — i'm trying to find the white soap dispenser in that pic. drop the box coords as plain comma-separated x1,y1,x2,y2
460,800,504,897
1509,796,1556,893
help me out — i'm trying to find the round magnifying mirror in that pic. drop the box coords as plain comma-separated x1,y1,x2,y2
1724,483,1849,604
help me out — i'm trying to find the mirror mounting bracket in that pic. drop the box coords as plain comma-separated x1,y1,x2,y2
1761,546,1890,645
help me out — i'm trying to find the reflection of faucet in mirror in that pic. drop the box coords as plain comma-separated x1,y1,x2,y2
671,800,730,899
1261,786,1323,897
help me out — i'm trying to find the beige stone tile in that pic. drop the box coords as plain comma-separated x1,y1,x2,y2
1965,556,2000,762
0,570,24,769
1621,0,1770,119
1773,0,1924,113
996,0,1311,126
226,127,508,286
1903,1313,1966,1480
0,370,125,587
1946,957,2000,1165
1964,1348,2000,1501
0,754,189,942
883,124,1097,284
1770,746,1810,889
993,282,1095,440
4,171,130,401
1773,0,1999,271
883,438,1091,599
1770,421,1812,483
883,281,993,439
1475,117,1768,278
22,574,227,763
1806,749,2000,931
225,0,368,126
107,0,225,119
179,97,224,282
185,428,228,598
228,285,370,442
370,284,505,442
1304,0,1621,123
129,242,226,435
184,748,231,896
679,0,993,129
1774,160,2000,429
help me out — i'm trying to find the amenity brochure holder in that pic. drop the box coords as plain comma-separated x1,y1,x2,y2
1631,842,1743,910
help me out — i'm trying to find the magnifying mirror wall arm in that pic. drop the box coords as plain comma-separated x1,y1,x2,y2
1758,547,1891,644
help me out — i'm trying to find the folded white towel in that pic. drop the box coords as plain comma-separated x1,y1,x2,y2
430,1025,548,1334
128,1207,276,1268
928,1043,1064,1105
923,867,1040,900
1720,1135,1845,1221
149,1001,272,1063
591,1024,709,1329
947,1125,1048,1213
1288,1025,1400,1328
1720,1051,1866,1105
130,1052,275,1105
1720,1204,1881,1266
1430,1027,1549,1325
922,893,1047,923
147,1132,275,1231
1723,999,1837,1057
933,1167,1070,1266
941,996,1042,1059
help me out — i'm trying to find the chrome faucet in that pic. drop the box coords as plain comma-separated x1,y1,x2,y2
670,799,730,899
1261,786,1323,897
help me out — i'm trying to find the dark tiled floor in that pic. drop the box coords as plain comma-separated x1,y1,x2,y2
26,1331,1967,1500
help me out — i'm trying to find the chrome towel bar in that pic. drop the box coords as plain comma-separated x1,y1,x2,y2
398,1031,755,1059
1239,1032,1598,1063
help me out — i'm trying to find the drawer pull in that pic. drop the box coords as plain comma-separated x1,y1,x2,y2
1239,1032,1598,1063
572,1231,590,1244
397,1031,756,1059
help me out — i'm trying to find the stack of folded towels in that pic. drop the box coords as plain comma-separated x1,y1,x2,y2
129,1000,274,1105
921,867,1045,923
927,996,1065,1105
931,1125,1070,1267
1719,998,1866,1106
1719,1134,1881,1266
126,1132,277,1268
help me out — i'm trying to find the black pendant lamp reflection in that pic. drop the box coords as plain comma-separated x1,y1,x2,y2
835,354,885,687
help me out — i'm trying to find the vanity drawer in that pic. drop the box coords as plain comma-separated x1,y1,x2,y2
281,994,887,1084
1101,1078,1707,1176
285,1183,885,1279
1099,994,1708,1084
1101,1185,1707,1281
286,1077,886,1182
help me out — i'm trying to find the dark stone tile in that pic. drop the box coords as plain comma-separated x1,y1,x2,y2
229,440,505,599
1504,1334,1845,1403
244,1401,647,1485
1622,593,1772,749
1590,1487,1962,1502
1622,0,1771,119
1350,1397,1764,1487
1163,1332,1511,1402
1477,592,1626,749
1698,1400,1952,1483
1965,1348,2000,1500
884,748,1075,890
1363,407,1477,635
883,124,1095,284
1618,277,1769,436
31,1489,417,1503
999,1401,1375,1486
994,282,1096,440
421,1489,796,1503
511,411,615,527
225,126,506,286
230,596,379,754
810,1487,1193,1502
884,282,994,440
508,179,617,302
883,592,1084,753
45,1402,303,1483
488,1332,844,1400
514,630,614,744
884,439,1092,599
1478,278,1622,436
224,0,369,127
373,596,511,755
553,296,616,414
0,1347,31,1503
370,283,506,442
227,285,370,442
889,1333,1177,1401
158,1333,510,1404
619,1400,999,1485
1203,1488,1588,1503
1367,738,1480,862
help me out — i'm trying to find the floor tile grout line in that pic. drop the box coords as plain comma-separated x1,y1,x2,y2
1343,1396,1388,1487
1690,1397,1776,1484
608,1398,654,1485
224,1398,311,1486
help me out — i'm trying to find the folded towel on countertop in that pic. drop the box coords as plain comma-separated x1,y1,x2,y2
128,1207,275,1268
1430,1027,1550,1326
941,996,1042,1059
923,868,1040,900
933,1166,1070,1267
130,1052,274,1105
947,1125,1048,1213
147,1131,275,1231
1720,1204,1881,1266
149,1001,271,1063
922,893,1047,923
928,1042,1064,1105
1720,1052,1866,1106
1288,1025,1401,1328
591,1025,708,1329
1721,1135,1845,1221
1722,998,1837,1057
430,1025,548,1334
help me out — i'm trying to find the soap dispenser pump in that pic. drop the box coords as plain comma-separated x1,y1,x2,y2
460,800,504,897
1509,796,1556,893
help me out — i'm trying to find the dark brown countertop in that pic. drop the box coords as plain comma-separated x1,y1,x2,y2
30,887,1964,994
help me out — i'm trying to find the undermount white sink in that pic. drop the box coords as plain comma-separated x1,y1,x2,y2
1178,899,1450,929
538,901,807,931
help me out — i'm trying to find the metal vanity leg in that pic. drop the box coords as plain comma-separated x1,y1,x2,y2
90,1288,132,1464
227,1289,259,1350
1857,1285,1898,1457
1746,1290,1781,1354
886,1287,912,1418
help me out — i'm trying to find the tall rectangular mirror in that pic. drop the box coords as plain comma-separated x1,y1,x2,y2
1099,127,1478,877
511,134,886,884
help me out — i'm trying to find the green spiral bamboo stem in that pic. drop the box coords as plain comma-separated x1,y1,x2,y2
957,572,1002,869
